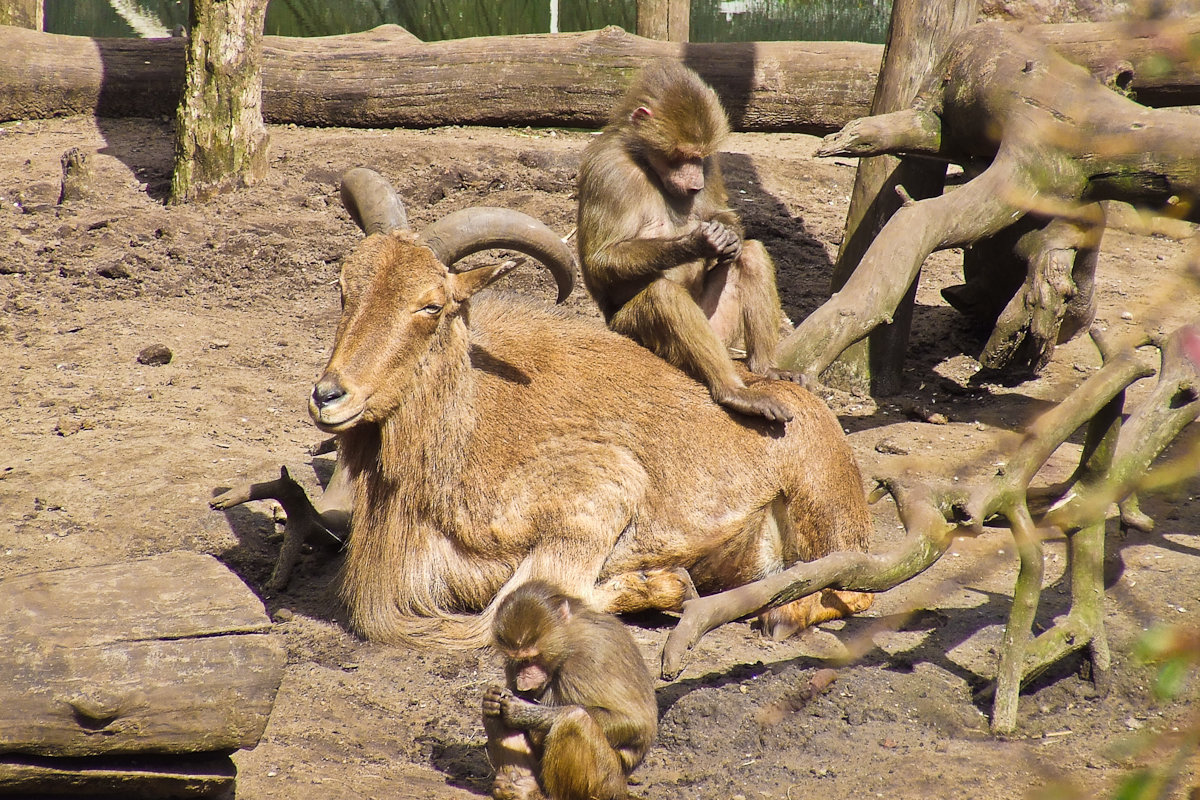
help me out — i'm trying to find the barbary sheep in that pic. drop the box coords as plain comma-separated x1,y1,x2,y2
213,168,873,649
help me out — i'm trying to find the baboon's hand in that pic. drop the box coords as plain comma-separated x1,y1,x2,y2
695,220,742,265
482,685,511,718
498,693,552,730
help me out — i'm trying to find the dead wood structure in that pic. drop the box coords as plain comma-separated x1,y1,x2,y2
664,316,1200,733
778,21,1200,381
1,21,1198,131
0,551,284,797
169,0,270,203
823,0,978,395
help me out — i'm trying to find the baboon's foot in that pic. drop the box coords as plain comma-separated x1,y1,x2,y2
491,765,545,800
744,353,808,388
758,589,874,641
713,385,794,422
761,366,810,387
597,566,699,614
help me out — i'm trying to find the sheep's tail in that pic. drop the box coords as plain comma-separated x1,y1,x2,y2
346,597,496,650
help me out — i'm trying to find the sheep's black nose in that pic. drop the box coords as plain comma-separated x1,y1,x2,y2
311,378,346,410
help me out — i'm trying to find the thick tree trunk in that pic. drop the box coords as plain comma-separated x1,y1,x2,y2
169,0,270,203
0,0,39,29
0,20,1197,130
821,0,977,396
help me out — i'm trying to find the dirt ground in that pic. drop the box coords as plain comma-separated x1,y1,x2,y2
1,114,1198,800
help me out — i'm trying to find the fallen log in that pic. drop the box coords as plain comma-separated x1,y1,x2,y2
0,551,285,797
0,19,1197,131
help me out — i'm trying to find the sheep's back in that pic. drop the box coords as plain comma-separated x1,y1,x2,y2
467,294,849,477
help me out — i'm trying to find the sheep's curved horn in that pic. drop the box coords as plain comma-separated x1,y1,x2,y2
339,167,409,234
421,208,576,304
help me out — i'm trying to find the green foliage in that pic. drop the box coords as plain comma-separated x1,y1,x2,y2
1132,624,1199,701
1112,769,1158,800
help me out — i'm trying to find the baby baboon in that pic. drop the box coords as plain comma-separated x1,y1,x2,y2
482,581,657,800
577,60,797,422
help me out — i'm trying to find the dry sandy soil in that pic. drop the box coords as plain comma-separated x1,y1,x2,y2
1,114,1198,799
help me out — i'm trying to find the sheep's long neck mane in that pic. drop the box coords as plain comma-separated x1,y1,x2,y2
339,310,497,640
374,312,477,531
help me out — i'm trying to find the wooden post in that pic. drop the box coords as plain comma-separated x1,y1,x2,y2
637,0,690,42
823,0,978,395
0,0,41,29
170,0,271,203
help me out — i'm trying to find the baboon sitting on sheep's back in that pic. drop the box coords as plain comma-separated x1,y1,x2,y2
577,61,800,423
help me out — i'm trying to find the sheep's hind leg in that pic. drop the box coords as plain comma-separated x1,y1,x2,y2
758,589,874,641
211,465,347,590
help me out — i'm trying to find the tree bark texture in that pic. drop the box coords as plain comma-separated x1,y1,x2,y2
778,21,1200,379
169,0,270,203
0,0,40,29
0,551,284,758
823,0,978,396
0,20,1197,131
636,0,690,42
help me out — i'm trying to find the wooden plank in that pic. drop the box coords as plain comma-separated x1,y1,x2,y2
0,753,234,798
0,552,284,757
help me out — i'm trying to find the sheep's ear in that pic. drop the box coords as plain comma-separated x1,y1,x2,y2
449,258,523,302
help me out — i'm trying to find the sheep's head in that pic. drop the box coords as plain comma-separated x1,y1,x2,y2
309,168,575,433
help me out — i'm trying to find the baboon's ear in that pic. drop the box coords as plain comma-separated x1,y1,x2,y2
449,258,523,302
631,106,653,124
557,599,572,623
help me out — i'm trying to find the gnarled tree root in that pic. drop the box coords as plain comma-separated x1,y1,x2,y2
666,321,1200,732
779,22,1200,380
